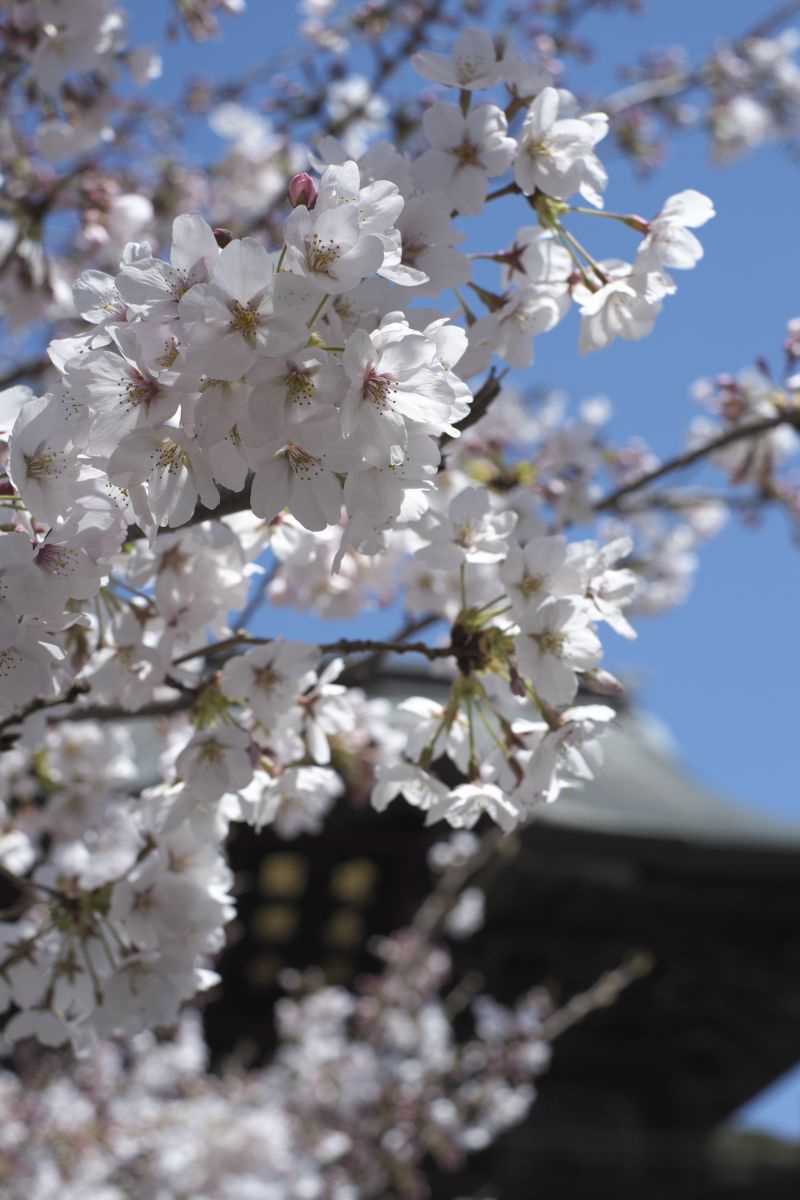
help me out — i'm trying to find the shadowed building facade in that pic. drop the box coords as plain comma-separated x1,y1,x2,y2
203,671,800,1198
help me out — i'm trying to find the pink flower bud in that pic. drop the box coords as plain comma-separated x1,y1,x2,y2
288,172,317,210
213,227,233,248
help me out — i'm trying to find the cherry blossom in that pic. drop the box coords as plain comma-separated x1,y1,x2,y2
515,87,608,207
0,6,789,1127
414,101,516,216
411,27,505,91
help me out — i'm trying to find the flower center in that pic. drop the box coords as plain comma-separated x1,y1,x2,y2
125,371,160,408
536,632,566,658
254,665,284,693
455,138,482,167
363,370,397,413
454,520,479,547
284,443,322,479
518,573,547,597
455,57,483,85
154,439,187,476
25,450,64,481
228,301,261,341
307,233,342,274
197,740,224,765
285,368,317,405
35,544,79,579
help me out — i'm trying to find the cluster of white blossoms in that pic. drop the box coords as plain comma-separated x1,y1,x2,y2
373,476,637,833
0,24,726,1047
708,28,800,160
0,0,163,160
0,666,408,1047
0,939,549,1198
0,719,234,1049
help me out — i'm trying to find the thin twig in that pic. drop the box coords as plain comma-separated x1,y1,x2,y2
539,951,655,1042
594,411,795,512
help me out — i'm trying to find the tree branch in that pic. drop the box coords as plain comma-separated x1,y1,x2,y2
0,682,88,748
172,631,453,667
594,410,796,512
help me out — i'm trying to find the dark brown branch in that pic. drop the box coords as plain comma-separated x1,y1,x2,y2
0,682,88,748
172,631,453,667
439,369,506,457
594,411,796,512
339,613,440,686
62,694,196,724
125,480,253,542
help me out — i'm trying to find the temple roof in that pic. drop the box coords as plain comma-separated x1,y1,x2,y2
542,709,800,849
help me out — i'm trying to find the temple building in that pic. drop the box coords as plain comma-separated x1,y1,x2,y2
198,667,800,1196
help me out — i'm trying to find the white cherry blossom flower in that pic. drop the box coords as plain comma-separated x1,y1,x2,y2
393,194,471,296
238,765,342,836
501,535,583,620
467,284,570,370
411,28,504,91
64,325,182,454
175,727,254,804
8,392,85,525
515,597,602,706
414,102,516,216
116,213,220,317
249,410,345,531
636,189,715,272
513,704,615,805
567,536,638,637
416,486,516,568
515,87,608,207
576,267,667,354
108,426,220,532
372,762,451,815
247,347,342,438
427,780,525,834
284,199,386,294
220,639,320,728
501,45,553,100
340,320,456,464
179,239,316,380
84,611,169,710
0,624,60,717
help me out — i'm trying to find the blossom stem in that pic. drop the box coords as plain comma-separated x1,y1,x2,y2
466,695,478,777
306,293,330,330
474,696,512,762
473,592,509,613
557,224,609,283
568,205,636,221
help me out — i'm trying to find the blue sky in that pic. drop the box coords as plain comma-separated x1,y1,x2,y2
129,1,800,1136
